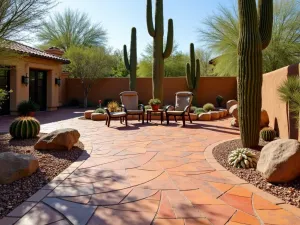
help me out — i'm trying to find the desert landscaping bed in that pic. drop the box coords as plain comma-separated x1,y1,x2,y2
0,133,84,219
213,139,300,208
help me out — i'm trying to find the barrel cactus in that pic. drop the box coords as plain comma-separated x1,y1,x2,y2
237,0,273,147
228,148,258,169
147,0,174,101
260,127,276,141
10,117,40,139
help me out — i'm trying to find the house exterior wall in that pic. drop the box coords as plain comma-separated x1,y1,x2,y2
0,56,64,114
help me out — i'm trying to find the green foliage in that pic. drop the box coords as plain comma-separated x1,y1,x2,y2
145,105,152,110
9,117,40,139
148,99,161,105
203,103,215,112
190,106,197,113
94,108,105,114
228,148,258,169
37,8,107,51
17,100,39,116
110,50,128,77
216,95,224,107
260,127,276,141
124,27,137,91
107,101,119,112
194,108,205,115
0,88,9,109
198,0,300,76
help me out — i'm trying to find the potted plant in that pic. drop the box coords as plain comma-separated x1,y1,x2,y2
17,100,39,116
148,98,161,111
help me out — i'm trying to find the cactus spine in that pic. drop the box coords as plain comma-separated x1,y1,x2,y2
147,0,174,101
10,117,40,139
124,27,137,91
186,43,200,105
237,0,273,147
228,148,258,169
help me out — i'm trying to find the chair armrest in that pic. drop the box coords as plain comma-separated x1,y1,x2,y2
104,108,110,116
165,105,174,112
120,104,127,113
184,105,191,113
138,104,145,112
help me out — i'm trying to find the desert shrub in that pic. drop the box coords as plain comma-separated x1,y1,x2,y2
107,101,119,112
94,108,105,114
194,108,205,115
17,100,39,116
190,106,197,113
10,117,40,139
203,103,215,112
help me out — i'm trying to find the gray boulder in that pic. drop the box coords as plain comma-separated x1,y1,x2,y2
34,128,80,151
257,139,300,183
0,152,39,184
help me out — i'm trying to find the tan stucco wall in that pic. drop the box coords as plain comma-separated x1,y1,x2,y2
0,56,64,113
262,63,300,140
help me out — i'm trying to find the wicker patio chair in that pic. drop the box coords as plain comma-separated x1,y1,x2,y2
120,91,145,124
165,91,193,126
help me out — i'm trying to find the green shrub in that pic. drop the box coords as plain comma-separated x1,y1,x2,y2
216,95,224,107
148,98,161,105
203,103,215,112
190,106,197,113
17,100,39,116
228,148,258,169
260,127,276,141
10,117,40,139
94,108,105,114
194,108,205,115
107,101,119,112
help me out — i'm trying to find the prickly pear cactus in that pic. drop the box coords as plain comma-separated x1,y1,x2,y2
228,148,258,169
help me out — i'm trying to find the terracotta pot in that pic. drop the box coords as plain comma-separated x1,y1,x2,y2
27,112,35,117
151,104,160,111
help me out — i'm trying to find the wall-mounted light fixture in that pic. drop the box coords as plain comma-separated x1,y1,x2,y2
21,73,29,86
55,77,61,86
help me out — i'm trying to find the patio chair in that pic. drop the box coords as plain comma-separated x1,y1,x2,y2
165,91,193,126
104,107,127,127
120,91,145,124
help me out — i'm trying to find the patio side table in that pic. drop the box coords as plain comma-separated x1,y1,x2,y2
146,109,164,124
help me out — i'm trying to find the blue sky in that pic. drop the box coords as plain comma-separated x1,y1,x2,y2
49,0,234,57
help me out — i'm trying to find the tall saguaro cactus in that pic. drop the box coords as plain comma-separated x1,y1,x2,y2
147,0,174,100
186,43,200,105
238,0,273,147
124,27,137,91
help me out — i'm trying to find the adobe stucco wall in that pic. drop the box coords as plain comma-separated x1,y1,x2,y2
262,63,299,140
65,77,237,107
0,56,63,113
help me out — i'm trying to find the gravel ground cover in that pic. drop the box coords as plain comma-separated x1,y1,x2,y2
213,139,300,208
0,133,84,218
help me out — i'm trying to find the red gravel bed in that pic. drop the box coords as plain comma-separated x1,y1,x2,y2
213,139,300,208
0,133,84,218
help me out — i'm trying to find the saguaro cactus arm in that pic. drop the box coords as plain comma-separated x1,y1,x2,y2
258,0,273,49
146,0,155,37
195,59,200,90
190,43,195,84
123,45,130,71
186,63,192,90
163,19,174,59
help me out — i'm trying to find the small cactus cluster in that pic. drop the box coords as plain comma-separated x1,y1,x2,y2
228,148,258,169
260,127,276,141
10,117,40,139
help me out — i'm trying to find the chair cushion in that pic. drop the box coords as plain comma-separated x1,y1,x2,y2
127,109,144,114
110,112,127,117
166,111,185,116
120,91,138,110
175,92,193,111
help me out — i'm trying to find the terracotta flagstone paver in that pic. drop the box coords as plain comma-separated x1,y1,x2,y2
1,112,300,225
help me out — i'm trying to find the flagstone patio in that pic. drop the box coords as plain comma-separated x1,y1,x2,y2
1,110,300,225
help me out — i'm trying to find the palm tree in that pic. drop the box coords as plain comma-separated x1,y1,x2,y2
37,8,107,51
198,0,300,76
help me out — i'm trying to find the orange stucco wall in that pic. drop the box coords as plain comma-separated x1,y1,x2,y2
0,56,64,113
65,77,237,107
262,63,300,140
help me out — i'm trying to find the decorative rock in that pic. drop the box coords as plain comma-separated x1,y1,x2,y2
91,113,107,121
229,104,238,119
226,100,238,111
257,139,300,183
260,109,269,128
231,118,239,127
210,111,220,120
0,152,39,184
84,110,94,119
198,113,211,121
34,128,80,151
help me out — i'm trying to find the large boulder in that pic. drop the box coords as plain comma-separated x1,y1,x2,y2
229,104,238,119
34,128,80,151
257,139,300,183
0,152,39,184
226,100,238,111
260,109,269,128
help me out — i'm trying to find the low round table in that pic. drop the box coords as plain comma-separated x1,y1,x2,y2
146,109,164,124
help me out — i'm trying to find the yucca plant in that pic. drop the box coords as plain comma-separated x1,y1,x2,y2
10,117,40,139
228,148,258,169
